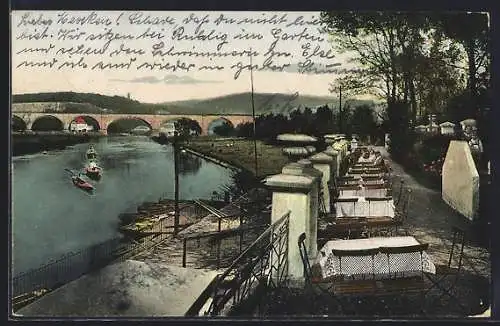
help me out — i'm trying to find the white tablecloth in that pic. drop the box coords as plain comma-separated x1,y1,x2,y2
338,187,388,198
335,198,395,217
357,155,377,163
348,172,385,179
315,237,436,280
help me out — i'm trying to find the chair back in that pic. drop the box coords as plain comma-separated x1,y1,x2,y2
331,248,379,280
379,243,429,278
395,189,411,222
298,233,312,281
395,180,405,206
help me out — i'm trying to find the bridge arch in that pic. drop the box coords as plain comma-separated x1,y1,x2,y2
207,117,235,136
31,115,64,131
68,115,101,132
106,117,153,135
160,117,202,137
12,115,27,131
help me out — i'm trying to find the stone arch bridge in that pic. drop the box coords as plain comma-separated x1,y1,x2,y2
12,112,255,136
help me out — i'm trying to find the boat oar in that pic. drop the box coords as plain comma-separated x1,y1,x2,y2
64,168,75,176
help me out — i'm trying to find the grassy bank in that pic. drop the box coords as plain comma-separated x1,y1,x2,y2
183,137,288,179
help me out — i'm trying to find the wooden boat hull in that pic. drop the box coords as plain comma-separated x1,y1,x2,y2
72,177,94,192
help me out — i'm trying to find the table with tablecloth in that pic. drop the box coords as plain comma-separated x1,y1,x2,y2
335,197,395,218
338,187,389,198
314,236,436,281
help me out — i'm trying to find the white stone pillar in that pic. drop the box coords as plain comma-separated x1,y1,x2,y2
285,160,321,258
265,173,315,283
324,147,341,178
308,152,335,213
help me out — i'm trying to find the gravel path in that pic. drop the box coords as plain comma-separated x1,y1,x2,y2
377,146,490,278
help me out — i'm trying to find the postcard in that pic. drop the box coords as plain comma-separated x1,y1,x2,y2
10,10,491,319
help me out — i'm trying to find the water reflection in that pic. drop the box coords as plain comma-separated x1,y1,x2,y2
178,152,202,175
12,136,235,275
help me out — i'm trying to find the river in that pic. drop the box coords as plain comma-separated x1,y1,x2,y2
11,136,236,276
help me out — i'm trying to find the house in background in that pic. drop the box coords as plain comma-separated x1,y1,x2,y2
70,117,93,133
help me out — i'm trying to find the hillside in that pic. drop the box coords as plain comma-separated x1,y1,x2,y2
12,92,178,114
12,92,375,115
166,92,343,115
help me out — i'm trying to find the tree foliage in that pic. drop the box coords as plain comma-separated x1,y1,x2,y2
212,123,235,136
235,103,380,144
320,11,490,159
319,12,490,124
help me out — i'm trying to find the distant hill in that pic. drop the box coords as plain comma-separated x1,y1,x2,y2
12,91,375,115
165,92,344,115
12,92,179,114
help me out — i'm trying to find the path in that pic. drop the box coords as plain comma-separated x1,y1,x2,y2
377,146,490,278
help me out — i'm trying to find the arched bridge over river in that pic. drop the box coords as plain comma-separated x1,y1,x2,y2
12,112,255,136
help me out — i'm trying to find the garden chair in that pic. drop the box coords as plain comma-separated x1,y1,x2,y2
393,188,412,236
377,243,429,315
298,233,339,313
328,248,379,315
424,227,468,314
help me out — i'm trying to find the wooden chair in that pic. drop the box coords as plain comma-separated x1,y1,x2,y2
424,227,468,313
328,248,380,314
394,189,412,236
298,233,338,312
377,243,429,314
394,179,405,206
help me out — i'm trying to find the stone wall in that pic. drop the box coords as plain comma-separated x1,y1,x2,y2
442,140,480,221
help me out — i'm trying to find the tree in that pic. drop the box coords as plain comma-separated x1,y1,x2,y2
174,118,202,137
350,104,377,140
313,105,336,134
213,123,234,136
319,12,465,124
432,12,490,117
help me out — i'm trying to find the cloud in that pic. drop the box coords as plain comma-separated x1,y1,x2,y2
111,75,222,85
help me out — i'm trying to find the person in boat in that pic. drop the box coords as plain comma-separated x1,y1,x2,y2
87,145,97,154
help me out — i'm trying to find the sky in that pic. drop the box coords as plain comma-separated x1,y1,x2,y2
11,11,361,103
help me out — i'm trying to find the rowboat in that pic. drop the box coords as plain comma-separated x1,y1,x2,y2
86,145,97,160
72,175,94,192
85,161,102,180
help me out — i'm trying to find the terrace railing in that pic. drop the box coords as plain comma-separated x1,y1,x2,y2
186,210,290,316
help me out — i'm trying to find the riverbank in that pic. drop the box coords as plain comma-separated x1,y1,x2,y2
12,132,102,156
181,137,287,179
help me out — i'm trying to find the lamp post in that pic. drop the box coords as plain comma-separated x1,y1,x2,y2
173,131,180,236
338,84,343,133
250,49,259,177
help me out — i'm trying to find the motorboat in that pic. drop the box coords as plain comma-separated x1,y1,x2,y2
86,145,98,160
85,161,102,180
72,175,94,192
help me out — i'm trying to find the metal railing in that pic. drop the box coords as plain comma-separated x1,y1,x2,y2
186,210,290,316
181,213,269,269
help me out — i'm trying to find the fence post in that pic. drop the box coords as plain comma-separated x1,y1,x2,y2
239,215,244,253
182,238,187,268
216,239,221,269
